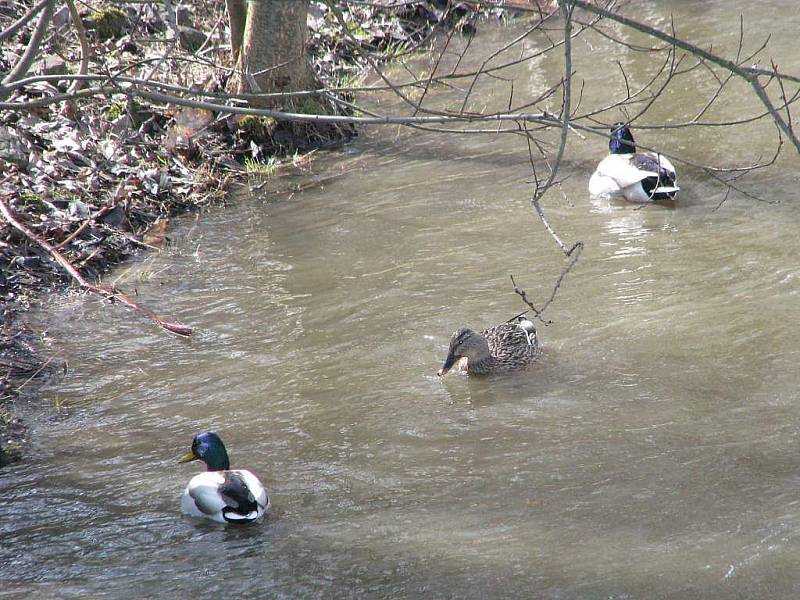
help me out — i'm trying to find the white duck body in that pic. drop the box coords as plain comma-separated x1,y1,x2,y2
179,431,269,524
589,124,679,202
181,469,269,523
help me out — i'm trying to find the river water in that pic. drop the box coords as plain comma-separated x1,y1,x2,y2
3,2,800,598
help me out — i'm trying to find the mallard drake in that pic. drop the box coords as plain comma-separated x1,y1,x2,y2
589,123,679,202
179,431,269,524
437,312,540,376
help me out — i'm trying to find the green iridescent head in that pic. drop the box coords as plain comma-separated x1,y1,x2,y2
179,431,230,471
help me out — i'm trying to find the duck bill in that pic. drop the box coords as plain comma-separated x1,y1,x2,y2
438,353,457,377
178,451,198,464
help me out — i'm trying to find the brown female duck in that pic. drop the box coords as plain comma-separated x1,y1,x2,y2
437,313,540,377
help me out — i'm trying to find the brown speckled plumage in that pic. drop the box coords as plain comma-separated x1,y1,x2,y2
438,314,541,376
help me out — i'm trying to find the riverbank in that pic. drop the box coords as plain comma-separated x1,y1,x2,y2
0,1,528,464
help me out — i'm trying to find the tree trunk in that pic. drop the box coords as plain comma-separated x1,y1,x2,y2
226,0,246,65
233,0,315,107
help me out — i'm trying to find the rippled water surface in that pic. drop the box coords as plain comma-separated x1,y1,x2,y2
4,2,800,598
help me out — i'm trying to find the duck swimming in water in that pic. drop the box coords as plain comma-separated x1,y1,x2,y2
589,123,679,202
179,431,269,524
438,312,540,377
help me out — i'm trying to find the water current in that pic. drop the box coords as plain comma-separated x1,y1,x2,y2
3,2,800,597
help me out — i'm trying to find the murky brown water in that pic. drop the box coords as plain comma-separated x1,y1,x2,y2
4,2,800,598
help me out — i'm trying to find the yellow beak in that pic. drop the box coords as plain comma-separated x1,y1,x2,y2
178,451,197,463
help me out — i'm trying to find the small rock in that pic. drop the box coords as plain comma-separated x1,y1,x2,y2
69,199,90,219
116,39,139,54
109,114,133,137
52,5,70,28
175,5,192,27
0,126,28,168
178,26,206,53
11,256,41,270
47,198,71,211
98,204,127,228
141,4,166,33
37,55,67,76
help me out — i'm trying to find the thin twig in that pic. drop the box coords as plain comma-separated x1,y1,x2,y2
65,0,90,94
566,0,800,153
0,0,51,43
53,205,115,250
1,0,56,93
15,353,63,392
510,240,582,322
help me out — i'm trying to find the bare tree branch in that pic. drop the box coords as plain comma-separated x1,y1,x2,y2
510,240,582,323
566,0,800,153
0,0,52,43
65,0,90,94
1,0,56,92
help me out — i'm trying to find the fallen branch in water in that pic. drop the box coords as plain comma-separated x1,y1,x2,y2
0,195,192,337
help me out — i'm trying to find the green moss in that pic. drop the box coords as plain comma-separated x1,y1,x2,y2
239,114,276,129
87,7,128,40
104,98,141,121
105,100,126,120
19,191,47,213
343,19,371,41
0,444,22,467
295,98,325,115
238,115,277,139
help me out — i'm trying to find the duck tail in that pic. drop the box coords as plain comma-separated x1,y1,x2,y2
506,310,530,324
652,184,680,194
222,507,260,523
508,311,535,331
517,316,536,336
508,311,537,346
655,159,678,195
648,183,680,201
